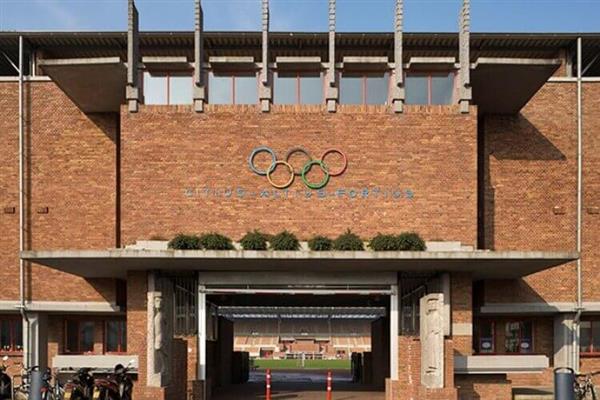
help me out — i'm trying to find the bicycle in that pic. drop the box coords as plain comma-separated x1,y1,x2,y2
575,371,600,400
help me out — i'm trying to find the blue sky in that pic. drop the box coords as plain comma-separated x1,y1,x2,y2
0,0,598,33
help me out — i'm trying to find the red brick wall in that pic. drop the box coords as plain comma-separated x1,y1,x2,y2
120,104,478,245
0,81,118,303
482,82,578,303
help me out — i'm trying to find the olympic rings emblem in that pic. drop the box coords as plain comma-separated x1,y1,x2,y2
248,146,347,189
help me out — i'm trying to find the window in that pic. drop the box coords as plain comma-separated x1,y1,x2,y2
405,72,455,105
340,73,389,105
143,71,193,105
0,318,23,353
274,72,323,105
208,72,258,104
105,320,127,353
174,275,198,336
64,320,95,354
505,321,533,353
474,320,495,354
580,319,600,354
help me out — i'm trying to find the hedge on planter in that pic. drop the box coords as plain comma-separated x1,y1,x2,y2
369,234,401,251
240,230,269,250
270,231,300,251
308,235,333,251
397,232,426,251
333,230,364,251
199,233,234,250
168,234,202,250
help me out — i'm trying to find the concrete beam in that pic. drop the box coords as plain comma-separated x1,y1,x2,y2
458,0,472,113
127,0,140,113
0,300,121,313
454,355,549,374
259,0,271,112
21,249,578,280
39,57,126,113
142,56,191,71
407,56,457,70
392,0,404,113
326,0,337,112
194,0,206,112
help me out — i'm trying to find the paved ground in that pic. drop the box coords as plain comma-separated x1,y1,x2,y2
211,370,385,400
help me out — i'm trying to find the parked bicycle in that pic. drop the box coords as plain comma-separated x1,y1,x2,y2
92,361,135,400
63,368,94,400
13,365,62,400
0,356,12,400
575,370,600,400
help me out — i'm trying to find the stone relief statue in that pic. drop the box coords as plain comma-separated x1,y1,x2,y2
148,274,173,387
420,293,444,389
153,294,169,379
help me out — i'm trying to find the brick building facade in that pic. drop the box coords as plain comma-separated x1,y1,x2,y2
0,0,599,399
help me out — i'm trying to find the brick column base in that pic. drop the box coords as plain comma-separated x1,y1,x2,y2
186,380,206,400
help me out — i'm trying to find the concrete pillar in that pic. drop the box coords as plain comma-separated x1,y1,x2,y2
392,0,405,113
458,0,472,113
193,0,206,112
420,293,445,389
259,0,272,112
325,0,338,112
554,313,577,369
23,312,48,370
126,0,140,113
390,285,399,380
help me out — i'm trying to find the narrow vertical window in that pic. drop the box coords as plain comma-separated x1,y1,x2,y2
106,320,127,353
475,320,495,354
505,321,533,354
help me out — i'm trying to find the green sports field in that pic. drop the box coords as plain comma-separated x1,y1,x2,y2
253,359,351,370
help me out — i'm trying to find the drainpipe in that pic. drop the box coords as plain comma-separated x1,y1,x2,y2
17,35,31,368
573,36,583,372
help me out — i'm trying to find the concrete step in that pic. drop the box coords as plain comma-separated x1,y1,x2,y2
513,386,554,400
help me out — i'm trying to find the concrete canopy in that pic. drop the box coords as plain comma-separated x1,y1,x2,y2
21,249,577,280
39,57,126,113
471,57,561,114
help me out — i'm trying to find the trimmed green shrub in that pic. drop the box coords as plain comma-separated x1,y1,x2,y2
308,235,333,251
199,233,234,250
240,230,269,250
270,231,300,251
369,234,401,251
333,230,364,251
397,232,426,251
168,234,201,250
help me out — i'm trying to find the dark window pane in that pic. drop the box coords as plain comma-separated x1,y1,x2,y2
581,321,592,353
300,74,322,104
274,73,297,104
14,320,22,351
520,321,533,353
235,75,258,104
505,322,520,353
405,75,429,105
340,76,362,105
0,321,9,351
80,321,95,353
593,321,600,352
106,321,119,352
120,321,127,352
209,73,233,104
431,73,454,104
169,75,193,105
143,72,168,105
65,321,79,353
478,321,494,353
366,74,389,105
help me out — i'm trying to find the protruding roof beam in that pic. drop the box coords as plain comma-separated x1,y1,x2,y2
259,0,271,112
392,0,404,113
194,0,206,112
325,0,338,112
459,0,472,113
126,0,139,113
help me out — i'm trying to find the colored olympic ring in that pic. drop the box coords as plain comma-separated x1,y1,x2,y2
249,146,345,189
267,161,295,189
301,160,330,190
285,147,313,176
248,146,277,176
320,148,347,176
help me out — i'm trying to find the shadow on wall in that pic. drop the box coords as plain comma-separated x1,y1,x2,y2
481,113,567,250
